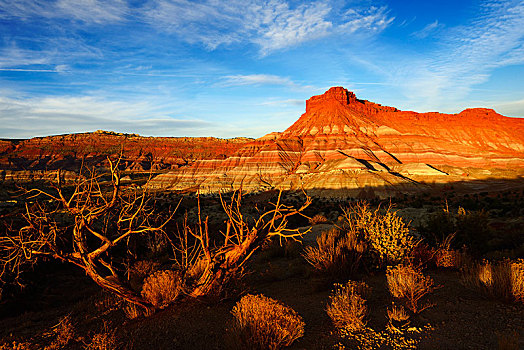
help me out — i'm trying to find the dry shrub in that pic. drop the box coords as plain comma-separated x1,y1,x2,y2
303,227,366,280
326,281,370,334
366,210,414,266
43,316,76,350
341,202,415,267
186,256,208,280
433,234,464,269
309,214,329,225
462,259,524,302
387,304,410,333
123,302,154,319
141,270,183,309
435,248,462,268
511,259,524,302
0,342,35,350
128,260,161,292
387,264,436,313
95,292,123,314
130,260,160,278
85,323,118,350
497,331,519,350
231,294,305,350
387,303,410,323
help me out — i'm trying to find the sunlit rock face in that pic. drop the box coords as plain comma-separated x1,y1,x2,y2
0,132,252,181
149,87,524,197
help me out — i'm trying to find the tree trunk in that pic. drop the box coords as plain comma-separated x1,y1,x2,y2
85,265,152,311
190,231,259,298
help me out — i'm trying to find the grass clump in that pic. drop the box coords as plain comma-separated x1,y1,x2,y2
303,202,416,279
43,316,76,350
462,259,524,303
326,281,370,334
85,323,118,350
231,293,305,350
141,270,183,309
387,303,411,333
309,214,329,225
387,264,436,314
303,227,365,280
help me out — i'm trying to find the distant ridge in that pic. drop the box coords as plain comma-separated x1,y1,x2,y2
0,132,252,182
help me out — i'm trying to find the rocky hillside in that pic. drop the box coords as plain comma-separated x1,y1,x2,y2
149,87,524,197
0,131,252,182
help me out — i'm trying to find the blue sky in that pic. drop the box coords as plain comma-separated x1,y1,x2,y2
1,0,523,139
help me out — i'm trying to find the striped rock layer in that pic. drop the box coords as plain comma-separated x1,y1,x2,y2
150,87,524,197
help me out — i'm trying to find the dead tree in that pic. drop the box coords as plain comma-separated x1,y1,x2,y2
1,159,311,312
0,158,176,310
183,190,311,297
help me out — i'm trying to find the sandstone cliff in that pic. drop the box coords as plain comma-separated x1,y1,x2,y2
0,131,252,182
149,87,524,197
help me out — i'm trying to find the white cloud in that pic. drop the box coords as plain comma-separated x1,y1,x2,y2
253,2,333,54
339,6,394,33
0,0,128,24
383,0,524,110
492,98,524,117
220,74,294,87
55,0,128,24
411,20,444,39
0,95,212,138
145,0,394,54
259,99,304,106
0,46,52,69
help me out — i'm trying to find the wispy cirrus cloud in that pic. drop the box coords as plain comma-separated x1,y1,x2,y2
0,95,212,138
0,39,101,72
497,99,524,116
339,6,393,33
145,0,394,54
411,20,444,39
384,0,524,110
0,0,128,23
259,99,304,106
220,74,295,87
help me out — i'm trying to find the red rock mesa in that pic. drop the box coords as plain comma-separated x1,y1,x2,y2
149,87,524,197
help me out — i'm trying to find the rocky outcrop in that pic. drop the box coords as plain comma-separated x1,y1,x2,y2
149,87,524,197
0,132,252,182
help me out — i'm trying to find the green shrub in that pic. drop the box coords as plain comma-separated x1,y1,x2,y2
421,206,493,255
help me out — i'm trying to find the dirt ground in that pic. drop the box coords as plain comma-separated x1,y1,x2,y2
1,225,523,349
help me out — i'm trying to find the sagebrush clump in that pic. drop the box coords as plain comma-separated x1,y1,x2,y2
302,227,365,279
231,294,305,350
341,202,415,267
303,202,416,279
387,264,436,313
326,280,370,334
141,270,183,309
